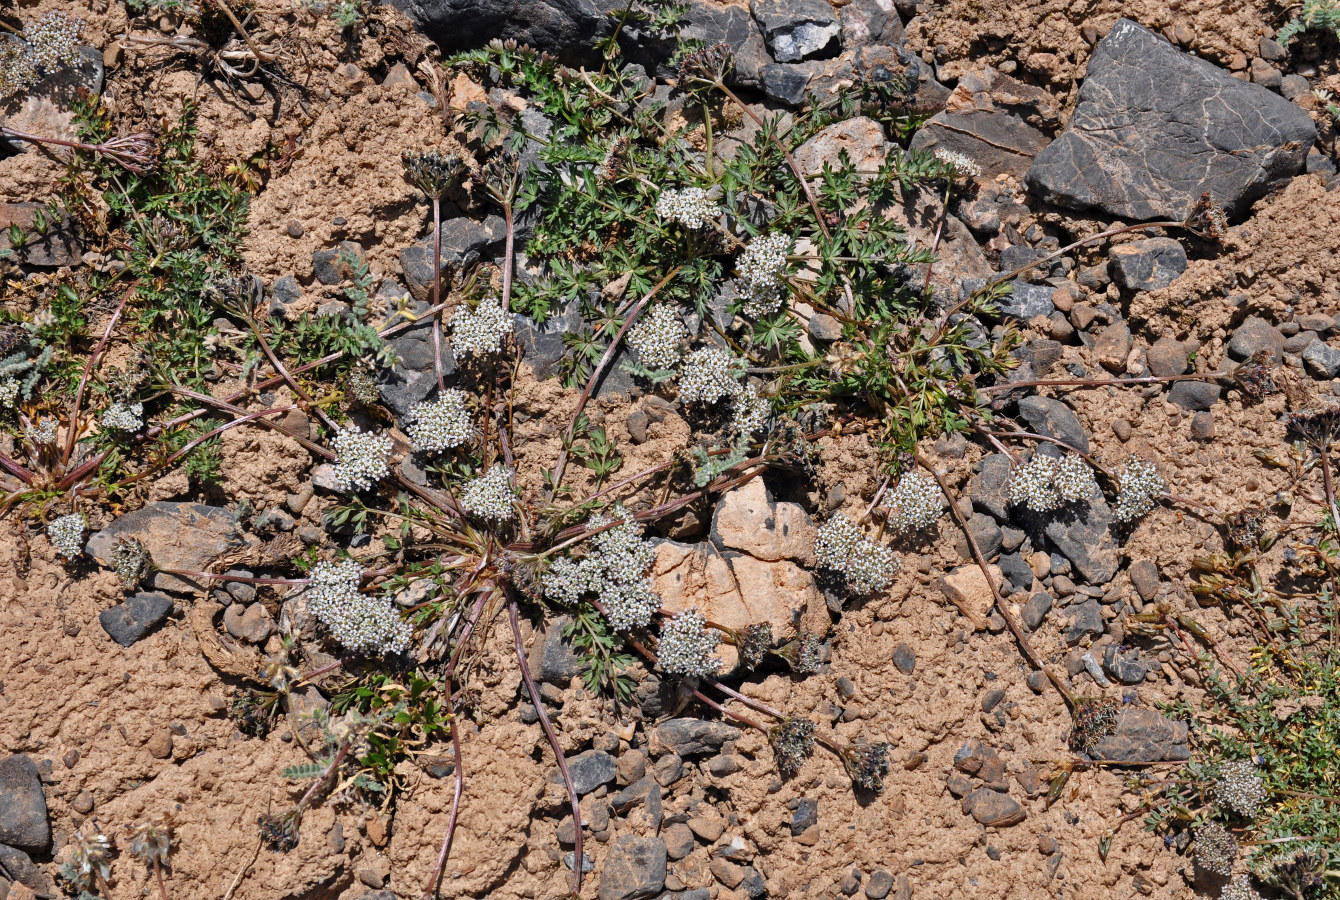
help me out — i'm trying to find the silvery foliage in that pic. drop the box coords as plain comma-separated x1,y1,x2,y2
1007,453,1099,513
331,426,393,492
306,559,411,656
451,297,513,357
542,507,660,632
814,514,899,595
460,463,515,522
47,513,87,559
657,608,721,678
406,389,473,453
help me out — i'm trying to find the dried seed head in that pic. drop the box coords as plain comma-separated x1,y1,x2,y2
678,42,734,87
1068,697,1119,755
769,717,816,779
1287,404,1340,450
736,622,773,670
111,536,151,589
401,149,466,199
841,741,891,793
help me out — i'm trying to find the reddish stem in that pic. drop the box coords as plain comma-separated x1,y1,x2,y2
422,695,466,900
432,197,445,394
64,284,134,466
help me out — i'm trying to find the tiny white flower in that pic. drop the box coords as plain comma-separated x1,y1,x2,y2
655,186,721,230
331,426,393,492
47,513,87,560
451,298,513,357
461,463,515,522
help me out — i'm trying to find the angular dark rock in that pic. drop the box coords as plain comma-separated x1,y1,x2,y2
952,739,999,776
0,755,49,853
312,240,365,285
998,281,1056,320
400,216,506,302
752,0,841,63
530,616,583,685
1026,19,1316,220
1063,598,1106,645
1022,592,1053,630
866,869,896,899
1168,380,1220,411
554,750,616,796
99,592,175,647
1103,645,1148,684
970,453,1014,521
1088,707,1189,762
965,513,1003,561
1303,341,1340,379
663,822,695,859
892,643,916,674
652,718,740,757
387,0,613,60
789,796,818,834
598,834,667,900
998,553,1033,593
839,0,901,48
1017,396,1088,454
377,299,459,417
1128,559,1160,602
0,842,52,896
86,503,243,594
0,202,84,268
1227,316,1285,364
909,68,1057,180
761,62,812,106
1046,497,1118,586
1108,238,1187,292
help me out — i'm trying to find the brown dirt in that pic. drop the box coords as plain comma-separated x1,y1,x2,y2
3,0,1337,898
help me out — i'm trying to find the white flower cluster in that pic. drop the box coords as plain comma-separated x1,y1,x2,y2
1220,876,1262,900
23,12,81,72
1113,455,1165,523
814,514,899,595
0,377,18,408
542,508,660,631
451,298,513,357
678,347,742,405
655,186,720,230
1213,760,1267,819
885,471,942,533
736,233,792,318
460,463,515,522
729,384,770,437
306,559,411,656
1007,453,1099,513
627,304,687,371
406,390,473,453
934,147,982,179
1192,822,1237,877
657,608,720,678
331,426,392,492
26,418,57,445
47,513,86,560
100,400,143,432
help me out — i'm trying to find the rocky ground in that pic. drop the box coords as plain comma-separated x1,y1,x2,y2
2,0,1339,899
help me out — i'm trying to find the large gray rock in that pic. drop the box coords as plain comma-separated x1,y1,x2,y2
0,755,49,854
0,202,84,268
1027,19,1316,220
1108,238,1187,292
1045,497,1119,586
752,0,842,63
87,503,244,594
1017,396,1088,454
619,2,769,87
399,216,506,303
598,835,667,900
377,298,459,418
386,0,615,60
100,592,175,647
1088,707,1189,762
652,718,740,757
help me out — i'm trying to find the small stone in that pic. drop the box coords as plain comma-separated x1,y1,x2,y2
286,221,304,238
223,603,275,643
998,553,1033,593
789,797,818,835
970,453,1013,521
1087,707,1189,762
62,750,79,769
1026,670,1049,693
962,514,1003,561
0,756,49,853
530,617,583,686
1064,598,1105,644
145,729,173,760
1190,411,1215,441
1146,337,1188,376
553,750,616,796
1103,644,1148,684
938,564,1000,630
1022,592,1053,630
1017,396,1088,453
598,835,667,900
312,240,364,285
1129,559,1160,601
356,855,391,889
808,313,843,341
1228,316,1285,365
1108,238,1187,292
1303,341,1340,379
1039,834,1059,854
840,867,863,895
953,740,1000,776
652,719,741,758
753,0,842,63
663,823,695,860
99,593,174,647
616,750,647,786
1094,322,1133,372
866,869,896,899
1298,313,1334,334
712,857,747,889
945,772,973,797
1168,380,1220,411
1283,331,1318,354
962,788,1026,826
707,753,742,776
688,809,725,843
70,790,94,815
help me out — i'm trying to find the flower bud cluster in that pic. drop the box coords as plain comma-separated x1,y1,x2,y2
542,507,660,632
460,463,516,522
934,148,981,179
1007,453,1099,513
655,186,720,230
657,608,720,678
451,298,513,357
47,513,87,560
306,559,411,656
331,426,393,492
814,514,899,595
737,233,792,318
678,347,742,405
406,390,473,453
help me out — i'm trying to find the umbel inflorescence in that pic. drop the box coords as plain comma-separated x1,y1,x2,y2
655,186,720,230
814,514,899,595
331,426,393,492
736,233,792,318
1,11,82,99
47,513,87,560
1213,759,1267,819
1113,455,1165,523
451,297,513,357
678,347,742,405
627,304,688,371
885,471,943,533
1007,452,1099,513
305,559,411,656
460,464,516,522
657,608,721,678
543,507,660,631
406,390,473,453
101,400,144,433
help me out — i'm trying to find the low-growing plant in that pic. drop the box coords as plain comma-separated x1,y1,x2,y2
1279,0,1340,46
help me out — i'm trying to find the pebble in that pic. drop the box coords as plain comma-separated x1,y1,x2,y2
789,797,818,835
892,643,916,674
866,869,896,899
663,822,695,860
70,791,94,815
1190,411,1215,441
146,728,173,760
